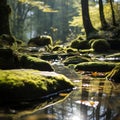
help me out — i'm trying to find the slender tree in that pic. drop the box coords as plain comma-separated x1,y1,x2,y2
106,0,116,25
99,0,109,30
0,0,11,35
81,0,98,40
109,0,116,25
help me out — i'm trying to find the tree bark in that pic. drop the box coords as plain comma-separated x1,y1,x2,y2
81,0,98,40
0,0,11,35
109,0,116,26
99,0,109,30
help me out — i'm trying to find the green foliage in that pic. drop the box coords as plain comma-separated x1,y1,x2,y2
18,0,58,13
104,3,120,24
91,39,111,52
0,69,74,102
75,62,116,72
20,55,54,71
70,2,120,32
9,0,80,42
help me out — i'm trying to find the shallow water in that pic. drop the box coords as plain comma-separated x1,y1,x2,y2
1,76,120,120
0,60,120,120
20,78,120,120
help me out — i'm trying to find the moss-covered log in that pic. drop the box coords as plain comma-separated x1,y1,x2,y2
0,69,74,103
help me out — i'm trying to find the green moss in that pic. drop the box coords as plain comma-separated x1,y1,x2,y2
28,35,53,47
0,69,74,102
71,39,90,50
40,53,58,60
66,48,78,53
91,39,111,53
75,62,116,72
52,45,63,51
63,56,90,66
106,64,120,83
106,53,120,58
20,55,54,71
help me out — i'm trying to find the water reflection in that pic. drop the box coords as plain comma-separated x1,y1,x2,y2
17,78,120,120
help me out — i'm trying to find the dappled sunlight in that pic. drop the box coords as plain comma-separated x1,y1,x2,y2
17,77,120,120
18,0,58,12
75,100,99,108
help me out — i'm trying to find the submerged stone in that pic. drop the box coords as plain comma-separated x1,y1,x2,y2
0,69,74,103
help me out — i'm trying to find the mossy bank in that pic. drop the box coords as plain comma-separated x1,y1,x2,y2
0,69,74,103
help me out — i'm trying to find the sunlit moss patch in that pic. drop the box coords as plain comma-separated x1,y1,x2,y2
0,69,74,102
20,55,54,71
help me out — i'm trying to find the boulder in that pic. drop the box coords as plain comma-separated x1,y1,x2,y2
28,35,53,47
0,69,74,103
20,55,54,71
0,48,19,69
75,62,116,72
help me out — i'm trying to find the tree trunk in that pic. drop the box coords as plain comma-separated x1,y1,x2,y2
109,0,116,26
81,0,98,40
99,0,109,30
0,0,11,35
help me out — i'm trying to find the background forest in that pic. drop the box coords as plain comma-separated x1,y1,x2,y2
7,0,120,43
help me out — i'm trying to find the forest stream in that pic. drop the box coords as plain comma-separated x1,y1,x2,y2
0,60,120,120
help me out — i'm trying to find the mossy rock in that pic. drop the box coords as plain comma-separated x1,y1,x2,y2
107,39,120,50
63,56,90,66
105,53,120,62
66,48,78,53
40,53,58,60
0,69,74,102
75,62,116,72
0,48,19,69
0,34,16,46
91,39,111,53
52,45,63,51
20,55,54,71
106,53,120,58
70,39,80,50
71,40,90,50
28,35,53,47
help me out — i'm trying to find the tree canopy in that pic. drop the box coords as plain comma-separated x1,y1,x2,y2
2,0,120,42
